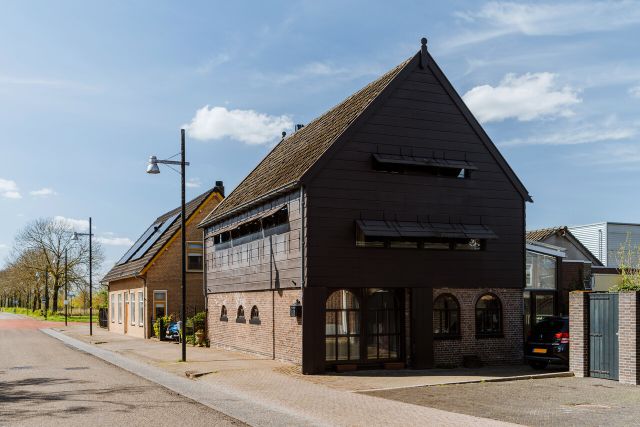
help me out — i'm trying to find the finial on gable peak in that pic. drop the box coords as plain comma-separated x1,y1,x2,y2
420,37,429,69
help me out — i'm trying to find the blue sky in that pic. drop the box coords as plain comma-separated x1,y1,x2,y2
2,1,640,271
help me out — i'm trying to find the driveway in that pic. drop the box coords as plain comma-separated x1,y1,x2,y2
365,376,640,427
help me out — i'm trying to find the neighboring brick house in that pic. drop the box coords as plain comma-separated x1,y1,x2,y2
102,184,224,338
200,40,531,374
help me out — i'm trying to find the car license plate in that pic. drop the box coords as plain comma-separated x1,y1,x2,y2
533,348,547,354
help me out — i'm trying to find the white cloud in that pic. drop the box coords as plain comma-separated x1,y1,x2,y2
629,85,640,98
462,72,580,123
29,187,58,197
450,1,640,48
185,106,293,145
501,118,637,147
0,178,21,199
259,61,382,86
186,178,201,189
0,243,8,250
54,216,89,232
195,53,231,74
95,236,134,246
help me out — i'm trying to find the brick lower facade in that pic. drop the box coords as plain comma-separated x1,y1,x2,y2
432,288,523,366
207,289,303,364
617,292,639,385
569,292,590,377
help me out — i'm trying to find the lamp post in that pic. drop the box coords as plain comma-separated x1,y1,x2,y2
64,248,68,326
72,218,93,335
146,129,190,362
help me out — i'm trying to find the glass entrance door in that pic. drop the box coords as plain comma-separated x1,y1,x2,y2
366,289,401,361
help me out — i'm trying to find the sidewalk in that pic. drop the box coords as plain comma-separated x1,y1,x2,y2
46,324,522,426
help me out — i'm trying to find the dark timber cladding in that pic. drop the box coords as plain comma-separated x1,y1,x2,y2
201,39,531,373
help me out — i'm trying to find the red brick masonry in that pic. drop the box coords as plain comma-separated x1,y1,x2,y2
432,288,523,367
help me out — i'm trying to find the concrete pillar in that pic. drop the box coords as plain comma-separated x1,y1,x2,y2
569,291,590,377
618,292,640,385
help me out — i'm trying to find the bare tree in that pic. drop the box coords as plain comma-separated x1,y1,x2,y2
12,217,104,312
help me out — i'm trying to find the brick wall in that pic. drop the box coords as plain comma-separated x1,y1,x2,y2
207,289,303,364
618,292,640,385
569,291,590,377
432,288,523,366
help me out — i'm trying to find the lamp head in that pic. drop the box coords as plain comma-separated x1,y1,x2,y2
71,232,79,241
146,155,160,174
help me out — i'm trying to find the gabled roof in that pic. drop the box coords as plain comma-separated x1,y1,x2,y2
102,188,222,283
200,42,531,227
526,226,603,266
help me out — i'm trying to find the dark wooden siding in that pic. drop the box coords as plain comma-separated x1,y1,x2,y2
204,191,303,293
305,61,526,290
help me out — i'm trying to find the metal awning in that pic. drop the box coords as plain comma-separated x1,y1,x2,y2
372,153,478,170
356,219,497,239
211,205,287,235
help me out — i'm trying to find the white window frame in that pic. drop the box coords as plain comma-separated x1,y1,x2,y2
110,293,115,322
138,291,144,326
118,293,122,324
152,290,168,322
186,241,204,272
130,290,136,325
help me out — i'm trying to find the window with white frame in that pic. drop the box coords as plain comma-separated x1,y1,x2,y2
111,294,115,322
130,291,136,325
138,291,144,326
187,242,204,271
118,293,122,324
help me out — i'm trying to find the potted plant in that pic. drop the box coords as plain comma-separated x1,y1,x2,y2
195,329,205,347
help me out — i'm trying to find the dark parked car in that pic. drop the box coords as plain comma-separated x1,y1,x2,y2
525,316,569,369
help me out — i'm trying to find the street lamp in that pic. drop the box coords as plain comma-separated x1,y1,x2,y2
72,218,93,336
146,129,190,362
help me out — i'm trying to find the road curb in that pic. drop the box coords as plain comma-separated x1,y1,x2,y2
358,371,575,393
41,328,324,427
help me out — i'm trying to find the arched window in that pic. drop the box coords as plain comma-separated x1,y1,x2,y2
250,305,260,325
220,305,228,321
325,290,360,362
433,294,460,338
366,290,401,360
475,293,502,337
236,305,246,323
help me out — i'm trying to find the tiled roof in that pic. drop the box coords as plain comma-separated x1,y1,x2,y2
102,188,219,283
526,226,568,242
199,56,414,226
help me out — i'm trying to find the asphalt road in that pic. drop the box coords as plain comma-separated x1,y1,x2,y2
0,312,244,427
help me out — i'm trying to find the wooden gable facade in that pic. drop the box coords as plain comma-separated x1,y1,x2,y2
202,40,530,373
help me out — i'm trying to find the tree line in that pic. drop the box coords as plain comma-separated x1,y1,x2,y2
0,217,104,314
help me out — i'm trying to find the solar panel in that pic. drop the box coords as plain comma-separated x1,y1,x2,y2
128,212,180,262
116,223,160,265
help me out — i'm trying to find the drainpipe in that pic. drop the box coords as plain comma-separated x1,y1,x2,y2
300,186,305,367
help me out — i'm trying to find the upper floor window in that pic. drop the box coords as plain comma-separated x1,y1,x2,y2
526,251,557,290
187,242,204,271
475,293,502,337
356,219,491,251
372,153,476,179
212,205,289,248
433,294,460,338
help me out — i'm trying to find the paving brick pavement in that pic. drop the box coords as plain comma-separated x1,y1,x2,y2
49,324,520,426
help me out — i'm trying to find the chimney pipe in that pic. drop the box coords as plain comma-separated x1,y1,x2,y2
215,180,225,197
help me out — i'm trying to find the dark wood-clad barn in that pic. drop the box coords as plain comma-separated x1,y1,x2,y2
199,39,531,374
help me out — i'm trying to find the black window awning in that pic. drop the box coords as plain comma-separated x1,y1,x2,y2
372,153,478,171
211,205,287,235
356,219,497,240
